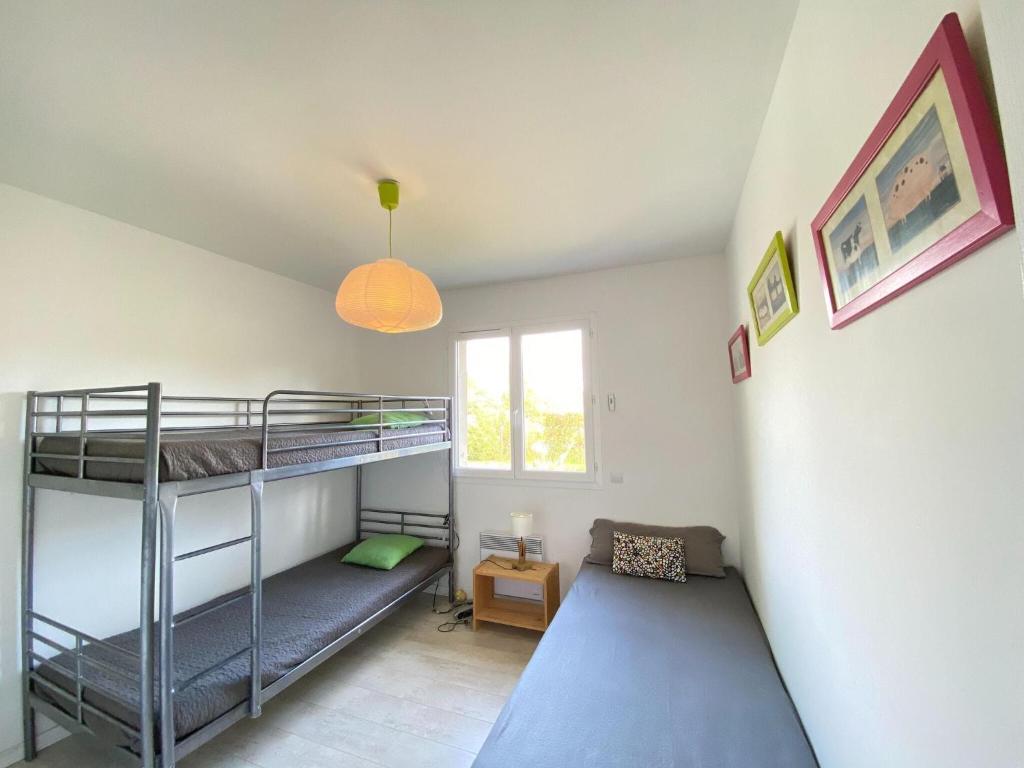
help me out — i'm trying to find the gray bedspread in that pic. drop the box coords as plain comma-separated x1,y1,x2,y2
36,542,450,751
473,563,817,768
35,424,444,482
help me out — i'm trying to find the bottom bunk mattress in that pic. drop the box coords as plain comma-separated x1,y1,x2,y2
473,563,817,768
35,541,450,751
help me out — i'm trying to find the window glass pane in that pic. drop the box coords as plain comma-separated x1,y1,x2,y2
459,336,511,470
521,329,586,473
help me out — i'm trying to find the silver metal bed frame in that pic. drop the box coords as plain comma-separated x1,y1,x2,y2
21,383,455,768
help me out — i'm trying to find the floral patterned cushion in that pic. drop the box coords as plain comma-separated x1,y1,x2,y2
611,530,687,582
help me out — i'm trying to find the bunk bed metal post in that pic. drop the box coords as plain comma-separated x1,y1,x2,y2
77,394,89,479
355,465,363,541
248,472,264,718
140,382,163,768
21,391,38,761
446,399,455,601
157,484,178,768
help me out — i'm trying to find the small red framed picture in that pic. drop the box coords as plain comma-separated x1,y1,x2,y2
811,13,1014,330
728,325,751,383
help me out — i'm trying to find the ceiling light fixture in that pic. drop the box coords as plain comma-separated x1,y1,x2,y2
335,179,442,333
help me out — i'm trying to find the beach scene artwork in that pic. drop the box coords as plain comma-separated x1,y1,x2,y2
821,71,979,310
875,105,960,252
812,14,1012,329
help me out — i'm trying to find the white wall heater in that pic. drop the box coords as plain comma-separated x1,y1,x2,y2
479,531,545,601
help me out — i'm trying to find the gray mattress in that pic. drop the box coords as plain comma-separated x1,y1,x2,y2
35,424,444,482
36,542,451,752
473,563,817,768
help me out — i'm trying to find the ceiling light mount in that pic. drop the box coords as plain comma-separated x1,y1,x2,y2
377,179,399,211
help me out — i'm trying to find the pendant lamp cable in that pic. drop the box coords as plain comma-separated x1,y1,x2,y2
388,209,393,259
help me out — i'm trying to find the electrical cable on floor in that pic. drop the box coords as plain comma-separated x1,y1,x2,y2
437,614,471,633
432,579,473,631
437,602,474,633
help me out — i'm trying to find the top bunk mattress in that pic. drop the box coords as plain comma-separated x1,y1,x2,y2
34,424,445,483
473,563,817,768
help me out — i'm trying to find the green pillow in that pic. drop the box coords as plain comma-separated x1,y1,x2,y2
349,410,428,429
341,534,424,570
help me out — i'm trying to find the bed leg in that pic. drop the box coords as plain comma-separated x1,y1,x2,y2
22,707,36,762
447,569,455,605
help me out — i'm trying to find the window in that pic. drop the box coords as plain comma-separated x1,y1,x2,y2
454,318,596,482
455,331,512,471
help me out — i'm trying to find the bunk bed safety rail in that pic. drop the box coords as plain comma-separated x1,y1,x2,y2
260,390,452,470
27,386,263,481
24,610,144,741
26,386,451,480
358,508,453,545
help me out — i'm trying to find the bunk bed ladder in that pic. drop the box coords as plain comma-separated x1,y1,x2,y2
156,471,264,767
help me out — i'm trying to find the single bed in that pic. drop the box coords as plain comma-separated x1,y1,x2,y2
34,423,444,482
36,541,451,754
473,562,817,768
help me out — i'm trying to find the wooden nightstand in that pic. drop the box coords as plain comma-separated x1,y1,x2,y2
473,557,560,632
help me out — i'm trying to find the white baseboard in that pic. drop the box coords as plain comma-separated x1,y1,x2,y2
0,722,68,768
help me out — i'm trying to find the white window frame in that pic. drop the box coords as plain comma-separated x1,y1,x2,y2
453,327,513,478
451,315,600,487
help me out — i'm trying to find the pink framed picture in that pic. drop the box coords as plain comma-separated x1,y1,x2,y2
811,13,1014,330
728,325,751,383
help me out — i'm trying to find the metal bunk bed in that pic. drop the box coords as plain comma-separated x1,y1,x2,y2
21,383,455,768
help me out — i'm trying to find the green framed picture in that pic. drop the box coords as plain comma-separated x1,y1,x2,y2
747,231,798,345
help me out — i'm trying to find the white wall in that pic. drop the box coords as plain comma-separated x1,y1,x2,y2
0,184,362,764
724,2,1024,767
354,256,741,599
982,0,1024,264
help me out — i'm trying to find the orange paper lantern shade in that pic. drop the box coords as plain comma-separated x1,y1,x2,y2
335,257,442,333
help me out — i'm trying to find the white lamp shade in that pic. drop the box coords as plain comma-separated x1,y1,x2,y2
511,512,533,539
336,258,442,333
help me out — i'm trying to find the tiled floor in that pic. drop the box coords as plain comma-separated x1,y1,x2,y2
15,596,540,768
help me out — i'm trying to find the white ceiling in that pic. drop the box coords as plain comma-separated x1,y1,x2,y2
0,1,797,290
